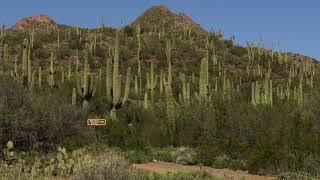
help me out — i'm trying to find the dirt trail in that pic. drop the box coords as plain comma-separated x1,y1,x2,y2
133,162,275,180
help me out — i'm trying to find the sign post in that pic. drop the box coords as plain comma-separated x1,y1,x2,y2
87,119,107,151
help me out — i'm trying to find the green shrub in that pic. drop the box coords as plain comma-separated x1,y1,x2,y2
0,77,86,152
120,149,151,164
147,170,220,180
172,147,197,165
211,154,231,169
149,147,176,162
229,159,247,170
72,153,137,180
277,172,313,180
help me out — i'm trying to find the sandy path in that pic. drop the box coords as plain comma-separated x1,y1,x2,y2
133,162,275,180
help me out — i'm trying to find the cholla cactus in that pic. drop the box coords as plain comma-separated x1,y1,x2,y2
3,141,15,164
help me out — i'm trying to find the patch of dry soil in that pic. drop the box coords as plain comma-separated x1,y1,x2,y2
133,162,275,180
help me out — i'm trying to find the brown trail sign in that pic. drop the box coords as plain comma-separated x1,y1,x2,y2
87,119,108,152
87,119,107,126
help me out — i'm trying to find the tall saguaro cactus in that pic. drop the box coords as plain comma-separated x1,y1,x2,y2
76,47,97,110
165,39,173,86
49,52,55,87
38,66,42,89
112,31,121,111
72,88,77,106
22,39,28,82
178,72,190,105
136,24,142,93
165,85,175,141
27,45,32,85
147,63,157,102
199,58,209,100
106,57,112,101
122,67,132,106
3,44,8,67
107,30,132,120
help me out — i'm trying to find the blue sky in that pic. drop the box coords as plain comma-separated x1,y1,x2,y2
1,0,319,59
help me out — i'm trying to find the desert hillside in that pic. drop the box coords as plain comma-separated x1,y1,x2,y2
0,5,319,180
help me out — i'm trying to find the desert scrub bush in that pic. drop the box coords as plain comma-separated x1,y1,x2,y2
1,145,147,179
116,148,152,164
113,147,197,165
277,172,314,180
113,147,176,164
147,170,221,180
300,154,320,175
171,147,197,165
72,150,143,180
33,47,51,59
148,147,176,162
1,141,15,165
211,154,231,169
228,159,247,171
0,76,86,152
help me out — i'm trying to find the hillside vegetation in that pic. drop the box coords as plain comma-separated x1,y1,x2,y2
0,5,320,179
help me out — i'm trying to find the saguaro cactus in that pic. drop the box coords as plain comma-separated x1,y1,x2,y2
106,57,112,101
100,16,105,32
109,30,132,120
27,45,32,85
3,44,8,67
38,66,42,89
22,39,28,83
143,92,149,109
199,58,209,100
13,56,18,80
72,88,77,106
165,85,175,141
136,24,142,93
147,63,157,102
178,72,190,105
122,67,132,106
67,60,72,81
49,52,55,87
165,39,172,86
57,31,60,51
76,47,97,110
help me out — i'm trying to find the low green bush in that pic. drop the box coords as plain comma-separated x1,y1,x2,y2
211,154,231,169
147,170,221,180
172,147,197,165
